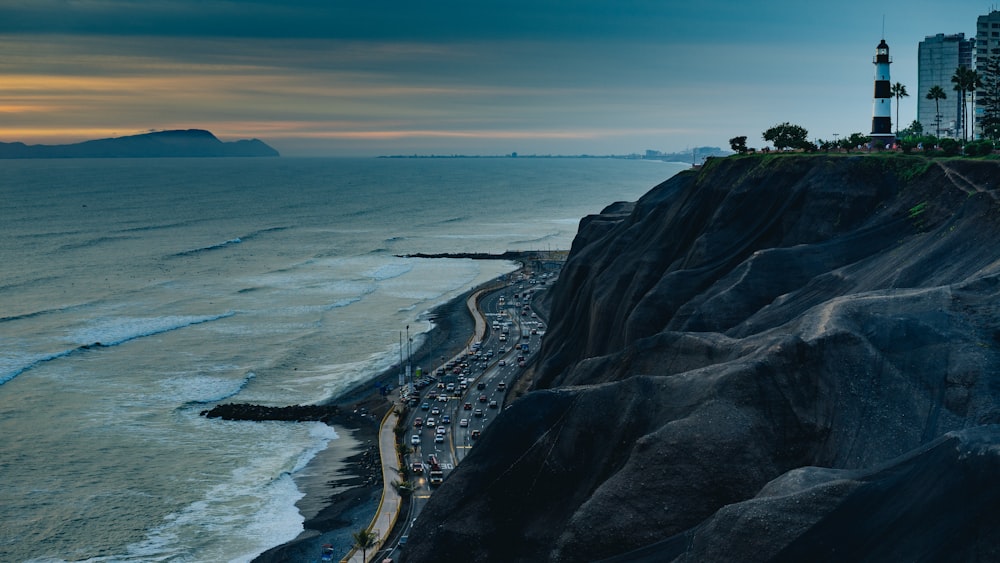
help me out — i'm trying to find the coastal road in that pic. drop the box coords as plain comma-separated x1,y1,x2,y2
373,273,549,561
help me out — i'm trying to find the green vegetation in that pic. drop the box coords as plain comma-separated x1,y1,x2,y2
392,479,415,496
762,122,812,151
952,66,981,142
978,56,1000,141
892,82,909,136
926,85,948,137
352,528,378,562
729,135,749,154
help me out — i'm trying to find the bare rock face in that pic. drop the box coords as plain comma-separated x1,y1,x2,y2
403,155,1000,562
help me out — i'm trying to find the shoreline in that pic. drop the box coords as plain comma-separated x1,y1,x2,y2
251,278,489,563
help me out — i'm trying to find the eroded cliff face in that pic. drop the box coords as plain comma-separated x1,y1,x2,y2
404,155,1000,562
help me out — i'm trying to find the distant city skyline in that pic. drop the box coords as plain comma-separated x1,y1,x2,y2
0,1,990,156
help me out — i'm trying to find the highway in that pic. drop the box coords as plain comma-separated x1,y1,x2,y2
379,273,549,561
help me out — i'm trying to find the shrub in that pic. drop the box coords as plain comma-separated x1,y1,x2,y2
939,138,961,156
965,140,995,157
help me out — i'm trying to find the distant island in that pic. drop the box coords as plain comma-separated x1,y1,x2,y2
0,129,279,158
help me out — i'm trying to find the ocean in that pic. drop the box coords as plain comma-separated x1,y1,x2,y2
0,156,686,562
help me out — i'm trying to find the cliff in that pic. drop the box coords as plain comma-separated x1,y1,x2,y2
0,129,279,158
403,154,1000,562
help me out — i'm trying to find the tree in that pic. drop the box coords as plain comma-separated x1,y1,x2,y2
729,135,748,154
352,528,378,562
952,66,981,141
891,82,909,136
762,122,809,151
839,132,871,152
898,120,923,138
926,85,947,137
977,56,1000,140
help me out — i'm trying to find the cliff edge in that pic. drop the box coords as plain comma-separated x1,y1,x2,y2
0,129,279,158
404,154,1000,562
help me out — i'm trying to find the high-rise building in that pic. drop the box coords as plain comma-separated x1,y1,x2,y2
974,10,1000,138
918,33,974,138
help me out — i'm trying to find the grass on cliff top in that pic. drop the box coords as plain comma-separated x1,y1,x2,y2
705,151,941,186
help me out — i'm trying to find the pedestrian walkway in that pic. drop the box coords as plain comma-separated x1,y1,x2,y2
342,408,400,562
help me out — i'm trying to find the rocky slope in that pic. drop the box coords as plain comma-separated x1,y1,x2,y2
402,154,1000,562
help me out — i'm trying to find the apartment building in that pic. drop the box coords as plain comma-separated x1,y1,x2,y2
917,33,974,138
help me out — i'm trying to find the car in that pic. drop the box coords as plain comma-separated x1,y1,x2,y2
411,461,423,473
471,430,481,439
427,391,438,400
434,434,445,443
473,408,484,417
499,359,506,366
477,382,486,390
438,395,449,402
430,406,441,416
497,381,506,391
445,382,455,392
411,435,420,445
426,418,436,427
489,400,498,409
442,414,451,424
414,417,423,427
464,402,473,410
421,402,430,411
459,418,469,427
436,426,446,435
479,394,488,403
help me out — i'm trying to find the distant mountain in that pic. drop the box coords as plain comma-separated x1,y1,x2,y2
0,129,279,158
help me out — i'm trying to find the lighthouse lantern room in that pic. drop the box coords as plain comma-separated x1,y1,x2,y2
871,39,894,146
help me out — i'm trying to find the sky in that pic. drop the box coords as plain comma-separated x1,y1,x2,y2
0,1,992,156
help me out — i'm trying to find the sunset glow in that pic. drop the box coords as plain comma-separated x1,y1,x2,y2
0,2,986,156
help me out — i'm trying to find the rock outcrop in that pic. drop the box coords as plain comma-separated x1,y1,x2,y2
402,155,1000,562
0,129,279,158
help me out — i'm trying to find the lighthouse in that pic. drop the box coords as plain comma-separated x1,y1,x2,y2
871,38,894,146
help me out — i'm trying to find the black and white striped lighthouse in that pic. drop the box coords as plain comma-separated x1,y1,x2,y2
871,38,894,145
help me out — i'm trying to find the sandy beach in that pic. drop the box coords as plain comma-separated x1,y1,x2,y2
251,282,481,562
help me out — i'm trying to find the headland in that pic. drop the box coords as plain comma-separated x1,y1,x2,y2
0,129,279,158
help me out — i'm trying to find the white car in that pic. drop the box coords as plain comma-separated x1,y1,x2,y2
434,434,445,443
411,435,420,445
459,418,469,427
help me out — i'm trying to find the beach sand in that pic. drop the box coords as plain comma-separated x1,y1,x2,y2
252,285,478,563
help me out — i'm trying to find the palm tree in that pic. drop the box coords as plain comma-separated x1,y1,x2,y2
926,85,947,137
352,528,378,562
952,66,980,141
952,67,968,141
891,82,909,136
970,70,983,139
